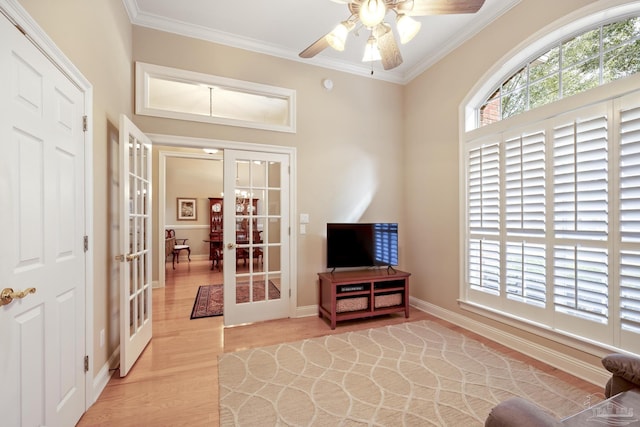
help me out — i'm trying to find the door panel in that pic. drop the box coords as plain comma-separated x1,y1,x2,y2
118,115,153,377
0,13,86,426
223,150,290,326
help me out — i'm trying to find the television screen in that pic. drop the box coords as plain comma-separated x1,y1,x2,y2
326,223,398,269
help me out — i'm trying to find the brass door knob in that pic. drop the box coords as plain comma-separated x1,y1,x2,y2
1,287,36,306
226,243,235,250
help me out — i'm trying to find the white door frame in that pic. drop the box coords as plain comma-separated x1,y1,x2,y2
152,133,298,319
1,0,95,407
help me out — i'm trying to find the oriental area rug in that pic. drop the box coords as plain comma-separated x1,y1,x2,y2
218,320,602,426
190,281,280,319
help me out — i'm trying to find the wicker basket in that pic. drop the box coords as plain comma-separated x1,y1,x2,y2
336,297,368,313
374,293,402,308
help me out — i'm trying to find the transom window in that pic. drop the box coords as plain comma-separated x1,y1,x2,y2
135,62,296,133
478,16,640,127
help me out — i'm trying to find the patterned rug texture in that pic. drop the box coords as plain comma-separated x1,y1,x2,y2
190,281,280,319
218,320,601,426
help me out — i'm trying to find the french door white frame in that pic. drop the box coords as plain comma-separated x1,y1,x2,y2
154,134,298,319
0,0,95,408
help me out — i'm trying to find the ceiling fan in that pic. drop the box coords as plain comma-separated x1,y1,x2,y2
299,0,486,71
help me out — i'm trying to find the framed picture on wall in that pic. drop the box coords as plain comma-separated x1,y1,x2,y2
177,197,197,220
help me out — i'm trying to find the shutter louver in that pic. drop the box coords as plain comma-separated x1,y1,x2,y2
554,245,608,324
506,242,546,306
620,251,640,334
469,143,500,234
469,238,500,294
620,106,640,243
553,116,608,239
505,132,546,236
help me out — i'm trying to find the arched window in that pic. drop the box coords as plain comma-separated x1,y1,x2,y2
478,16,640,127
461,3,640,355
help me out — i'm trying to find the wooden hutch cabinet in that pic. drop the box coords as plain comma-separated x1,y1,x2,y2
208,197,259,269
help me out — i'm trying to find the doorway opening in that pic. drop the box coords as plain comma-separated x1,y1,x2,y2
155,136,297,326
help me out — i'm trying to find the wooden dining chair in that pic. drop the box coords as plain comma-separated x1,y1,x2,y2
165,229,191,267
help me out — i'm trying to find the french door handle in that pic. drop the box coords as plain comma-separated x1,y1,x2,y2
1,287,36,306
226,243,235,250
115,253,140,262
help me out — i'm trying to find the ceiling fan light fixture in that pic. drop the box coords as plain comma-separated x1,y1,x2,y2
359,0,387,28
326,21,353,51
396,14,421,44
362,36,381,62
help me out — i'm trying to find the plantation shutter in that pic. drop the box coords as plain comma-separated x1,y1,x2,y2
552,113,609,326
469,239,500,294
553,116,608,239
553,246,608,324
620,251,640,336
469,143,500,233
506,242,546,306
505,131,546,235
620,105,640,243
619,103,640,349
503,131,546,307
468,143,500,294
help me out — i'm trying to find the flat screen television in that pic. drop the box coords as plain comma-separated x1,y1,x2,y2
326,223,398,269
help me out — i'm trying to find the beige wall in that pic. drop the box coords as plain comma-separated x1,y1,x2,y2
165,155,222,260
17,0,133,375
132,26,406,307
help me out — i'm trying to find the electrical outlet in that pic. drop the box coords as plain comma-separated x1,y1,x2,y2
100,329,105,348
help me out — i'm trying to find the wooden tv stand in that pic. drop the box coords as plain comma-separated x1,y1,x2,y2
317,269,410,329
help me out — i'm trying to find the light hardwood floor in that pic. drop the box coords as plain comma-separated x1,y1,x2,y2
77,259,603,426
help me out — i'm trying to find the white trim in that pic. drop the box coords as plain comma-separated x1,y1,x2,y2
405,0,522,83
409,297,611,387
136,62,297,133
155,135,298,322
92,347,119,404
122,0,405,85
164,224,209,230
295,304,319,318
0,0,95,412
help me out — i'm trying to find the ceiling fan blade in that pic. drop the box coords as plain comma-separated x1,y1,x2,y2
398,0,486,16
374,24,403,70
299,34,331,58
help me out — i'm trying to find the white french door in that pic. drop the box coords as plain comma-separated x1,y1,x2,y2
118,114,153,376
223,150,290,326
0,11,86,426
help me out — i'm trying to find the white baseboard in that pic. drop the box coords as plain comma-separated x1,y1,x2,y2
295,304,318,318
91,347,119,404
409,296,610,387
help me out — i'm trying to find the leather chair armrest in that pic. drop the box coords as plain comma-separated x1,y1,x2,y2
485,397,562,427
602,353,640,397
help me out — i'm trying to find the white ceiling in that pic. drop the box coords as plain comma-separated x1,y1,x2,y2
123,0,521,84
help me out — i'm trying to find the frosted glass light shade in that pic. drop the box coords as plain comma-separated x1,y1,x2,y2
396,14,421,44
326,21,354,51
359,0,387,28
362,36,381,62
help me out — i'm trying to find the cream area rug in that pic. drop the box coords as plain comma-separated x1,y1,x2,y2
218,320,599,426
